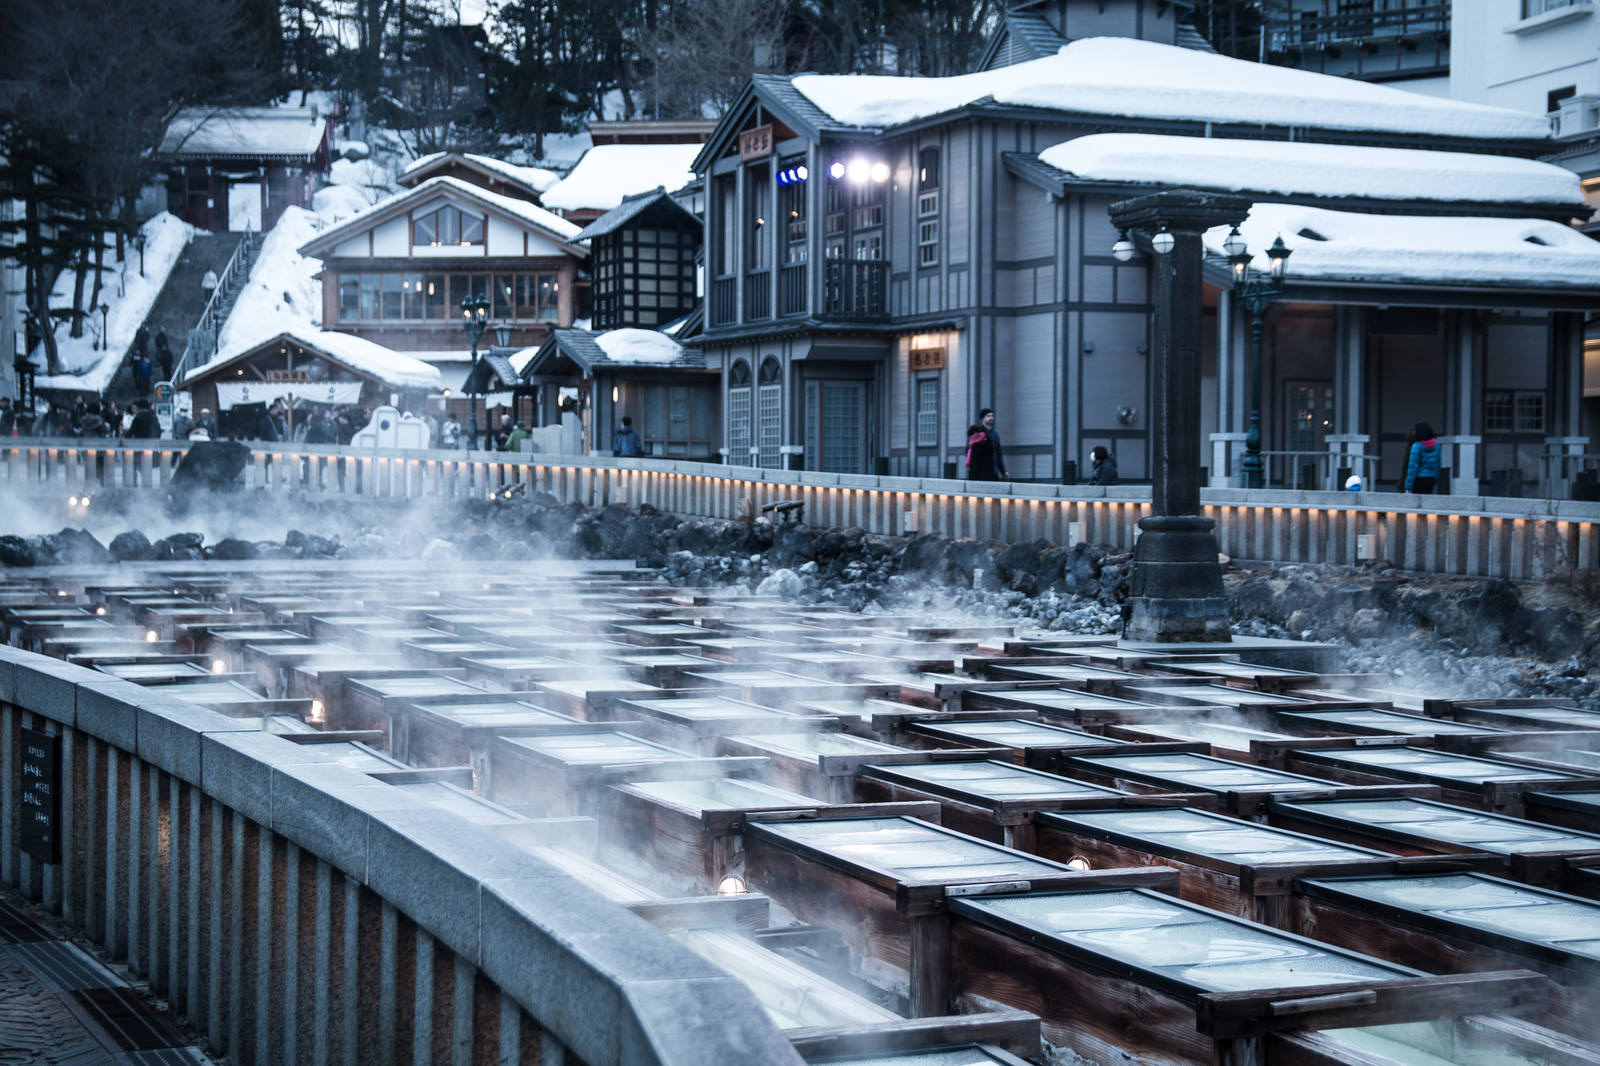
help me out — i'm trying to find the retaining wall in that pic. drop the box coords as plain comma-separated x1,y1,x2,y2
6,438,1599,581
0,643,800,1066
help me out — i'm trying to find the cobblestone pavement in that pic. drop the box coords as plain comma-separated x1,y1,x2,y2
0,890,210,1066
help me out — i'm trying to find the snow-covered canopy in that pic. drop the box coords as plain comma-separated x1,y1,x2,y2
186,327,443,391
399,152,561,194
301,175,581,257
160,107,329,159
1207,204,1600,289
594,328,683,365
541,145,701,212
791,38,1549,142
1040,134,1586,209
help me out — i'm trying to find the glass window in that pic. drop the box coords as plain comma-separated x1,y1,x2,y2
423,274,445,319
360,274,381,320
413,205,484,247
918,147,940,192
716,176,736,276
916,378,939,448
401,272,424,318
381,273,403,318
493,273,516,319
338,276,360,320
748,165,771,271
538,274,560,321
918,219,939,267
460,211,483,245
449,274,473,315
1484,392,1514,432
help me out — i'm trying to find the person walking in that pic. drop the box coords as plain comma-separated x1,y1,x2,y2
1404,421,1441,494
441,414,462,450
612,416,642,457
194,408,217,439
1088,444,1118,485
505,420,530,453
154,328,173,380
965,407,1009,481
132,324,149,366
201,268,219,303
128,399,161,439
0,397,13,437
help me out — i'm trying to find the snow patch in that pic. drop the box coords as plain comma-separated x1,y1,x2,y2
594,328,683,364
792,37,1549,141
541,144,701,212
1040,134,1585,208
213,205,325,360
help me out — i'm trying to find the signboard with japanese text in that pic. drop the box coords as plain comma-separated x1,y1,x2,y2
909,347,946,372
19,727,60,864
739,125,774,162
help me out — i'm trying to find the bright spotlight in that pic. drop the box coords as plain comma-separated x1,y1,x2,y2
869,161,890,184
845,157,870,184
211,660,227,674
145,630,159,643
717,874,748,896
828,161,845,180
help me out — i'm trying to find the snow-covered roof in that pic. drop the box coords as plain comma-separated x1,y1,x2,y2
540,145,702,212
185,328,444,391
160,107,329,159
1208,204,1600,290
790,37,1549,142
300,175,581,257
1039,134,1587,210
594,329,685,365
523,328,705,378
399,152,561,194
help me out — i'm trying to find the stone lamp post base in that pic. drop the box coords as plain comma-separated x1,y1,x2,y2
1122,514,1232,643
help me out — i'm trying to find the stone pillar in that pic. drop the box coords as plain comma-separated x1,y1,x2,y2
1110,190,1250,643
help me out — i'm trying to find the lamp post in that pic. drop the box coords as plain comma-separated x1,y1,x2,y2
1223,228,1292,490
98,303,109,351
461,292,490,449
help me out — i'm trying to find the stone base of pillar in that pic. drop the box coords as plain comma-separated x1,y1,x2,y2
1122,515,1232,643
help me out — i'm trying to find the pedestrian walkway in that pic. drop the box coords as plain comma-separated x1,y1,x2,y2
0,888,210,1065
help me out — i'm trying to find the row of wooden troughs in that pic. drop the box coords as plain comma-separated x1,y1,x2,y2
8,560,1600,1066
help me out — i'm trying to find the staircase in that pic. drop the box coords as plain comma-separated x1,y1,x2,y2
106,231,256,402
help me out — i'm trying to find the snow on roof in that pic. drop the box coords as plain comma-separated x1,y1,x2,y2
791,37,1549,141
215,205,325,359
1040,134,1586,209
540,145,701,212
399,151,561,193
594,328,685,365
303,175,581,256
161,107,329,158
1208,204,1600,289
190,327,442,391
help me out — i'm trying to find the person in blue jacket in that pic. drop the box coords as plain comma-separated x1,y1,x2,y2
1404,421,1441,494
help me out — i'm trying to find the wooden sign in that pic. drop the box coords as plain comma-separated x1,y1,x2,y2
19,727,60,864
739,125,774,162
266,370,313,383
909,347,946,372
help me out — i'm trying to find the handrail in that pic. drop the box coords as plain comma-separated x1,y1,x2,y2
168,227,261,388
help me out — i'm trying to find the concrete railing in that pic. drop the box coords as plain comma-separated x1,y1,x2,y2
0,644,800,1066
6,437,1600,580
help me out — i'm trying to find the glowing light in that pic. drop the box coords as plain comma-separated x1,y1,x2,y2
95,606,106,616
845,157,871,185
1065,855,1091,872
212,660,227,674
68,496,78,506
309,699,326,723
796,165,807,181
869,161,890,184
717,874,748,896
145,630,159,643
81,497,90,509
828,161,845,180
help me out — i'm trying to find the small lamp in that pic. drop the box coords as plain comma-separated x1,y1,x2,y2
1111,231,1135,262
1150,227,1175,255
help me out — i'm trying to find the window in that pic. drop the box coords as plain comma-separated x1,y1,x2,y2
1485,390,1546,433
1527,0,1583,16
918,220,939,268
780,167,807,265
337,271,558,321
338,276,360,320
915,378,939,448
1549,85,1578,113
747,165,771,271
757,357,782,468
715,176,736,276
413,204,484,247
729,360,753,463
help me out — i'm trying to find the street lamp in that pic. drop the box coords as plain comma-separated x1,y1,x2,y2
461,292,490,448
98,303,110,351
493,322,514,348
1226,228,1292,490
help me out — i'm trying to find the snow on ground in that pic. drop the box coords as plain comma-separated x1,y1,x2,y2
30,212,193,394
1040,134,1586,208
1209,204,1600,288
211,205,325,361
541,144,700,212
595,328,683,364
793,37,1550,141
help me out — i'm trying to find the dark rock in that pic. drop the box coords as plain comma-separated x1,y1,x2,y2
47,528,109,565
1515,605,1584,660
210,538,259,560
170,440,250,491
152,532,206,561
109,530,153,561
0,535,38,567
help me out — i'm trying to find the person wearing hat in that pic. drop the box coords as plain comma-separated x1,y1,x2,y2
194,408,217,439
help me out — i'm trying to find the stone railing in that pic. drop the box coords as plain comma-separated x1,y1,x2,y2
0,644,800,1066
5,437,1600,581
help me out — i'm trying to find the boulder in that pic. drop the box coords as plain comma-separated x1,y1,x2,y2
170,440,250,492
109,530,153,562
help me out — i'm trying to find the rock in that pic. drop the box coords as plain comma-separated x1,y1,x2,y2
209,538,258,560
1348,608,1388,640
756,568,804,599
109,530,153,561
44,529,108,564
170,440,250,492
152,532,206,561
0,535,38,567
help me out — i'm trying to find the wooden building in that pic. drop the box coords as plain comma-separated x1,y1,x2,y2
298,175,587,355
395,152,559,205
578,188,702,332
159,107,332,232
689,5,1600,488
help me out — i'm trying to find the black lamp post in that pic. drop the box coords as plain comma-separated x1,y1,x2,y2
98,303,110,351
1223,228,1292,490
461,292,490,448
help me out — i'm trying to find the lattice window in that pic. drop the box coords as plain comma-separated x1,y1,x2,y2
916,378,939,448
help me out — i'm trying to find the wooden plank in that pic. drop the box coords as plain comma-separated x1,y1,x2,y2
625,894,770,932
785,1010,1041,1062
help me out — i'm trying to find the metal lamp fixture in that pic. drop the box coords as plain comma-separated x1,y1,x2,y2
461,292,490,449
1111,230,1135,262
1150,227,1175,255
1228,229,1292,490
493,322,514,348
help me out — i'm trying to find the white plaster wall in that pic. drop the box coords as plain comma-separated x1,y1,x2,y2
1449,0,1600,111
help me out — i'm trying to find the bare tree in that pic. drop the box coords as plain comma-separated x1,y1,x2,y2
641,0,786,119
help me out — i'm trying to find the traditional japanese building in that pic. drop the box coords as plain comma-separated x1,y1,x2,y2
159,107,333,232
690,26,1600,492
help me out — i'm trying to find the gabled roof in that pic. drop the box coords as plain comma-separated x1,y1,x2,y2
397,152,560,196
160,107,329,160
521,328,708,379
976,9,1068,70
181,329,444,392
464,351,526,392
298,175,586,259
692,74,862,175
576,187,701,242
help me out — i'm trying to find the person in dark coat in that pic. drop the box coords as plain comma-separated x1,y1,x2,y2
303,408,335,445
194,408,217,439
128,400,161,439
612,416,642,457
0,397,13,437
154,328,172,379
254,405,280,442
965,407,1008,481
133,324,149,362
1405,421,1441,494
1089,445,1118,485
